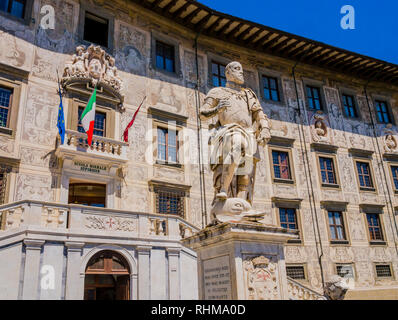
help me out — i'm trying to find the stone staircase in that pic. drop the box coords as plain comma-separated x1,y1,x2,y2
287,277,326,300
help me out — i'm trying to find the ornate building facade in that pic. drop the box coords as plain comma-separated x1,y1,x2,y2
0,0,397,299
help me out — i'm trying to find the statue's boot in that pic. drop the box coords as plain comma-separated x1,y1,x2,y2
216,162,238,200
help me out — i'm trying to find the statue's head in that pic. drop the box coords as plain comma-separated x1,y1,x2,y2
225,61,244,85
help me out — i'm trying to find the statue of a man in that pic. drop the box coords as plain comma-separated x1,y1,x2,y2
200,61,271,221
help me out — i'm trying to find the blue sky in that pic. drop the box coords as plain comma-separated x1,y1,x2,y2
199,0,397,64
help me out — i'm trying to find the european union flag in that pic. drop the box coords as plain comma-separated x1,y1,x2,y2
57,88,65,144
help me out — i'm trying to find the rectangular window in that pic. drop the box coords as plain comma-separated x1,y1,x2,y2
319,157,337,185
391,166,398,190
375,264,392,278
328,211,346,241
306,85,322,110
0,0,26,19
272,150,291,180
262,76,280,101
286,265,306,280
375,100,391,124
155,189,185,216
83,12,109,47
211,61,226,87
156,41,175,73
342,94,357,118
157,127,178,163
366,213,384,241
0,87,12,128
356,161,373,188
336,264,354,279
279,208,298,231
78,107,106,137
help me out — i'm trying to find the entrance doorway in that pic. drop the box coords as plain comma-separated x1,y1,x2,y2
68,182,106,207
84,250,130,300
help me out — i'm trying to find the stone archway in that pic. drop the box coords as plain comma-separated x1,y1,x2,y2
84,250,130,300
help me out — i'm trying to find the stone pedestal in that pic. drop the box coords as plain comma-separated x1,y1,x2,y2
182,222,298,300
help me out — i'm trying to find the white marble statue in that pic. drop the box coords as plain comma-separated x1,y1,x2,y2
200,61,271,223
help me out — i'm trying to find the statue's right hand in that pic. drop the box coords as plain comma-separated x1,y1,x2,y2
217,100,230,113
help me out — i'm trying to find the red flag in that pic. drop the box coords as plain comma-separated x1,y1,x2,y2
123,96,146,142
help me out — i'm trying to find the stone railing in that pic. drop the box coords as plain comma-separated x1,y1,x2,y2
287,277,326,300
0,200,199,240
57,129,129,162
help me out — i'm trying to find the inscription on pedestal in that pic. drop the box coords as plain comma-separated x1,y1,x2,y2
203,255,232,300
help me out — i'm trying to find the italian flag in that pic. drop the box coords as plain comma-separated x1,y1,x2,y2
80,88,97,145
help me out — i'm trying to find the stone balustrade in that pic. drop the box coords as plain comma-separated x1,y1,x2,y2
287,277,326,300
57,129,129,162
0,200,199,240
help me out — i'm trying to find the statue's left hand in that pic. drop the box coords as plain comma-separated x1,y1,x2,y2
257,128,271,146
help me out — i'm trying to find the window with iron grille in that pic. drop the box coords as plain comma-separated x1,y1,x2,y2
375,100,391,124
375,264,392,278
0,171,5,205
342,94,358,118
306,85,322,110
336,264,354,278
211,61,226,87
0,0,26,19
272,150,291,180
391,166,398,190
78,107,106,137
328,211,346,241
155,188,185,216
366,213,384,241
157,127,178,163
279,208,298,231
262,76,280,102
356,161,373,188
319,157,337,185
156,41,175,73
286,265,306,280
0,166,10,205
0,87,12,128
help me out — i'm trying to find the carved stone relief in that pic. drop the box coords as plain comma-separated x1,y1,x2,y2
243,255,280,300
115,23,147,76
382,124,398,153
15,174,53,202
85,215,137,232
22,86,58,147
35,0,76,53
310,112,331,144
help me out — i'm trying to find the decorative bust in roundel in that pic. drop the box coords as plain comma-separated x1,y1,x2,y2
200,61,271,224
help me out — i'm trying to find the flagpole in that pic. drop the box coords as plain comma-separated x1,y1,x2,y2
121,96,146,141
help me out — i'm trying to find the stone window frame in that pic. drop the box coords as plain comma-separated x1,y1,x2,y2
373,262,395,280
314,152,341,190
371,94,395,125
338,87,361,120
285,263,308,282
352,157,377,193
335,263,356,280
206,53,230,88
0,0,34,25
387,162,398,194
258,68,285,106
78,2,115,51
148,107,187,169
0,68,25,139
148,180,191,219
320,201,351,246
302,78,327,113
267,145,296,185
273,198,303,244
67,96,116,139
150,31,182,78
0,163,13,206
359,204,387,246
